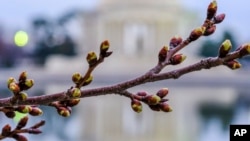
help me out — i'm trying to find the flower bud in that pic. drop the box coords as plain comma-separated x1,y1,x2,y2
159,103,173,112
239,43,250,57
13,134,28,141
7,77,16,86
8,82,20,93
27,129,42,134
18,92,28,101
72,72,82,84
136,91,148,97
189,26,206,41
1,124,11,136
29,107,43,116
131,99,142,113
100,40,110,56
19,71,28,82
207,0,217,20
71,88,81,98
214,13,226,24
145,95,161,105
5,111,16,118
16,105,32,114
86,51,98,67
83,75,93,86
66,99,81,107
203,24,216,36
57,107,71,117
20,79,34,90
224,60,241,70
170,54,186,65
169,35,182,49
158,46,169,63
148,104,161,111
219,39,232,58
156,88,169,98
16,116,29,129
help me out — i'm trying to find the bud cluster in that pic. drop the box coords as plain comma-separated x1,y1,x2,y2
7,71,34,102
0,116,44,141
0,106,43,119
50,99,80,117
130,88,172,113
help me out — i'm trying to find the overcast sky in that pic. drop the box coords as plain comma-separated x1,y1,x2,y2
0,0,249,43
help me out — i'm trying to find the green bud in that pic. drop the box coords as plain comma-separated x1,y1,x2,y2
19,92,28,101
219,39,232,58
145,95,161,105
100,40,110,56
57,107,71,117
7,77,16,86
8,82,20,93
131,99,142,113
71,88,81,98
23,79,34,90
239,43,250,57
16,105,32,114
72,72,82,84
83,75,93,86
86,51,98,67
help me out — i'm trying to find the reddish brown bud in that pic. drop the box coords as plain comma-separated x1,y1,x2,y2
145,95,161,105
189,26,206,41
29,107,43,116
203,24,216,36
13,134,28,141
219,39,232,58
28,129,42,134
16,116,29,129
86,51,98,67
16,105,32,113
30,120,45,129
5,111,16,118
224,60,241,70
207,0,217,20
169,35,182,49
19,71,28,82
83,75,93,86
72,72,82,84
158,46,169,63
131,99,142,113
156,88,169,98
66,99,81,107
136,91,148,97
214,13,226,24
1,124,11,136
159,103,173,112
170,54,186,65
148,104,161,111
239,43,250,57
57,107,71,117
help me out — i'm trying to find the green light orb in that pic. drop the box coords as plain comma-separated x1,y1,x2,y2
14,30,29,47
